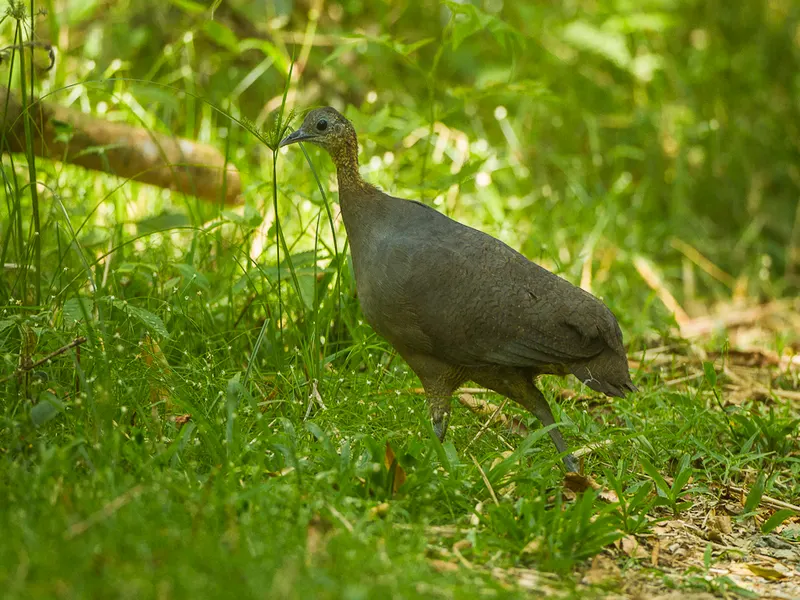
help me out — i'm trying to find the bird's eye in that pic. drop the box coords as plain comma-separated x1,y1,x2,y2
316,119,328,132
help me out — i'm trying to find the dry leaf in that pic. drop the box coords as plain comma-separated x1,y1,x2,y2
521,538,542,556
583,554,621,585
618,535,649,559
429,559,459,573
173,414,191,428
458,393,528,436
384,442,406,494
305,515,332,563
707,514,733,542
564,472,600,494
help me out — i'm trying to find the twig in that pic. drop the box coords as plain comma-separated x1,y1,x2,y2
726,485,800,513
471,454,499,506
65,485,145,539
325,503,354,533
633,255,690,328
670,237,736,287
462,395,512,451
0,336,87,384
572,439,613,459
724,366,800,402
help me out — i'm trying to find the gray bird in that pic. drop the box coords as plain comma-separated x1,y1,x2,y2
280,106,637,471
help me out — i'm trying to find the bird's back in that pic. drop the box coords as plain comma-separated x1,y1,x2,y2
342,190,634,396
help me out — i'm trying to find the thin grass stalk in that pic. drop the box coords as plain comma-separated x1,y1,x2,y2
16,13,41,305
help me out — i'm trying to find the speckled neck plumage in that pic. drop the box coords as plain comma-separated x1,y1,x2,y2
330,132,376,197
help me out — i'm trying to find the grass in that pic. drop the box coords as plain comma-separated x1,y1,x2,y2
2,1,800,597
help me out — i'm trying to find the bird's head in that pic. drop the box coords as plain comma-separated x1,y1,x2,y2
279,106,357,159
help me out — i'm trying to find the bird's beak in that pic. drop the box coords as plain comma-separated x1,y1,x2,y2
278,128,313,148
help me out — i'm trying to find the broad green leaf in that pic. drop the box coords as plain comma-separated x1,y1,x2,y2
203,21,240,53
136,211,191,235
63,297,94,327
31,392,64,427
641,457,671,498
174,264,211,291
110,299,168,338
561,21,630,68
744,474,766,514
761,509,795,534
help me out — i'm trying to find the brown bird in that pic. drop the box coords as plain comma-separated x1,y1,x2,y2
280,107,637,471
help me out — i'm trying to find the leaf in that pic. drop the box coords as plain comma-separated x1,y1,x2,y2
761,509,796,534
384,441,407,495
110,299,169,338
203,20,240,53
671,454,693,495
443,0,521,50
743,474,766,514
135,211,191,235
63,297,94,327
703,361,717,388
0,318,16,332
640,457,671,498
561,21,630,68
169,0,206,14
31,392,64,427
746,564,787,581
174,263,211,291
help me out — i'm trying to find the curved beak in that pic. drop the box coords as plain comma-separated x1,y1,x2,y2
279,128,314,148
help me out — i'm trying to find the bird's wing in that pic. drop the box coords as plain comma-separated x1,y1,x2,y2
389,210,618,368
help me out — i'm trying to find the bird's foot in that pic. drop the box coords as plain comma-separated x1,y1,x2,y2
562,453,579,473
432,413,449,442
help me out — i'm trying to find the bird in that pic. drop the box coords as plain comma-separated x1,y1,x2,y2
279,106,637,472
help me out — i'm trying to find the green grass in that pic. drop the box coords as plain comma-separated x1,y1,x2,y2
2,1,800,597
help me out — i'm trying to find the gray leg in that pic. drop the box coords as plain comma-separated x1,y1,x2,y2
469,367,578,472
429,395,451,441
402,353,465,443
516,384,579,472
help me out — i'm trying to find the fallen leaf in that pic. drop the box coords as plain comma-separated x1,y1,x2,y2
429,559,459,573
618,535,649,559
583,554,621,585
305,515,332,563
562,472,618,503
173,414,191,428
521,538,542,556
384,441,406,494
651,539,660,567
457,393,528,436
746,564,787,581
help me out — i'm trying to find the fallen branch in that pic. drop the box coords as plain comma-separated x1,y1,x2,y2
0,86,241,204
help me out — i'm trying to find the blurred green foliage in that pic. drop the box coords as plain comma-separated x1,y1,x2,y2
44,0,800,289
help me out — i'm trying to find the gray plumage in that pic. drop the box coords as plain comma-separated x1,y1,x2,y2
280,107,637,471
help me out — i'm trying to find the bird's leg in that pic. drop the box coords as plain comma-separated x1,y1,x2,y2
469,367,579,472
403,355,463,444
517,384,578,472
428,395,451,442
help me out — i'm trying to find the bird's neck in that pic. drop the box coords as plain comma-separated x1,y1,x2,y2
332,146,375,198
